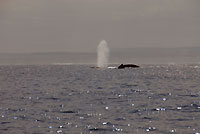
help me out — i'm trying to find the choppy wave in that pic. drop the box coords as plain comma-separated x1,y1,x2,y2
0,64,200,134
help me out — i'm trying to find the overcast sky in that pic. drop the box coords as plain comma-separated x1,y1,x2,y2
0,0,200,53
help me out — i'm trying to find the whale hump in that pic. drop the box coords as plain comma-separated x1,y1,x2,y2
118,64,139,69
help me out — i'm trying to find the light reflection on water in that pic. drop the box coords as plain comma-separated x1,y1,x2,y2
0,64,200,134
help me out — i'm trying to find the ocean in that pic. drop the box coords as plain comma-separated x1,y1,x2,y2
0,64,200,134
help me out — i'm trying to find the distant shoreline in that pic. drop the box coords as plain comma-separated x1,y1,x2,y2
0,47,200,64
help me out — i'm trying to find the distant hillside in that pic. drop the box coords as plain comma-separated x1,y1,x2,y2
111,47,200,64
0,52,96,65
112,47,200,57
0,47,200,64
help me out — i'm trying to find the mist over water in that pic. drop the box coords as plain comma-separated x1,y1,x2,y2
97,40,110,67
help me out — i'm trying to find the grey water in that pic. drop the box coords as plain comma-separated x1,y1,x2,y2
0,64,200,134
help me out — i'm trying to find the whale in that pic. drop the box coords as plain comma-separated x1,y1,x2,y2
118,64,139,69
90,64,139,69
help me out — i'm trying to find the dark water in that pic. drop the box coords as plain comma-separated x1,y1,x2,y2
0,64,200,134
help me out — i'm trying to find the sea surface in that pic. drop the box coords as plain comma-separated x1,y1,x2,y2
0,64,200,134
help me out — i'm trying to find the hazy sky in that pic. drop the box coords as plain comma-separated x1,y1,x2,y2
0,0,200,53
